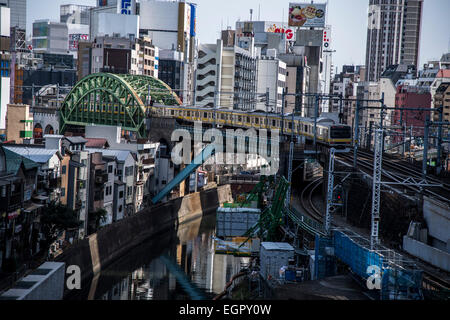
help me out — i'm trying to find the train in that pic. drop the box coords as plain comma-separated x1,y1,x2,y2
151,105,353,148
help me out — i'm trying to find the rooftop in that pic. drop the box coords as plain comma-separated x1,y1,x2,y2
63,136,88,144
3,148,40,174
3,146,59,164
85,138,110,148
86,148,133,162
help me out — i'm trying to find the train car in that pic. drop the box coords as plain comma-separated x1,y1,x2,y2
152,105,352,147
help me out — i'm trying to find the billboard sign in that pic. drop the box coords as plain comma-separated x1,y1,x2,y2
288,3,326,28
266,24,295,41
323,27,331,49
69,34,89,51
118,0,136,15
190,3,196,37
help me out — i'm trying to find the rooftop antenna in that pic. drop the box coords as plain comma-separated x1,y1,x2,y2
250,9,253,21
258,4,261,20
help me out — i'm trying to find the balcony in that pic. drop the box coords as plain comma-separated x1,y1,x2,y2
77,180,87,190
75,199,83,210
48,177,61,189
95,170,108,184
95,172,108,185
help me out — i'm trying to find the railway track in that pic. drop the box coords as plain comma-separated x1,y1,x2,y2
299,178,324,223
357,150,450,190
296,173,450,296
337,150,450,205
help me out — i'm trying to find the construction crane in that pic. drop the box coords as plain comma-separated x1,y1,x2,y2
243,176,290,242
235,175,275,209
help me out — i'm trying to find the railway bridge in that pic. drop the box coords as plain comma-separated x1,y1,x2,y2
59,73,347,179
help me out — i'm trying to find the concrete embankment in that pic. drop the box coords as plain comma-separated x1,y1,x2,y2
55,185,232,292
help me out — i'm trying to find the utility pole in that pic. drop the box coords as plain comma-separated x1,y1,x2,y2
379,93,385,154
32,83,35,107
423,116,430,180
436,106,443,174
286,108,295,208
353,99,360,168
313,95,320,147
281,88,285,136
370,129,383,249
325,148,336,235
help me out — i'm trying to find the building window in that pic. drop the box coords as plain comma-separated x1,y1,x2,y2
62,165,66,174
125,166,133,177
119,191,124,198
108,165,113,173
61,188,66,197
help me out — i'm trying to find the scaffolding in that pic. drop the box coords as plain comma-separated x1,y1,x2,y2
333,228,423,300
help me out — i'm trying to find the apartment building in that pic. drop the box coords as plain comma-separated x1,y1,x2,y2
365,0,424,82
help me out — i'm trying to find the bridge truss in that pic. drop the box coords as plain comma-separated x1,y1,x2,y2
59,73,182,138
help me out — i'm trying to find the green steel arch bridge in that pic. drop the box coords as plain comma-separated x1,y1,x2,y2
59,73,182,138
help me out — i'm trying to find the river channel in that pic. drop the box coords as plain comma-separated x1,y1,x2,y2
66,214,250,300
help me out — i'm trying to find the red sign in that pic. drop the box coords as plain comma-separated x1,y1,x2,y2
267,24,294,41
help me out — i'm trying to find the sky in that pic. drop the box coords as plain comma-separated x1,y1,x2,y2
27,0,450,72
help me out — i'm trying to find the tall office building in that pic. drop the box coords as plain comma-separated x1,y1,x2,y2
365,0,423,82
0,0,26,31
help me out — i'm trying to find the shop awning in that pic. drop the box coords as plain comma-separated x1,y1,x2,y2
33,195,49,201
24,203,44,213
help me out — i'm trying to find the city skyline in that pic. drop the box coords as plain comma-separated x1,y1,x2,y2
27,0,450,72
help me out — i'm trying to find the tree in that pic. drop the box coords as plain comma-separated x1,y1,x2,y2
94,208,107,230
40,201,81,250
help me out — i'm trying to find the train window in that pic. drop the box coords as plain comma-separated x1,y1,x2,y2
238,116,242,122
272,119,276,126
330,126,352,138
288,122,292,129
187,111,190,117
204,112,208,118
171,110,174,116
255,118,259,124
221,114,224,120
247,117,250,123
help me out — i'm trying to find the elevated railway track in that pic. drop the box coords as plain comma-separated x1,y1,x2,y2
337,150,450,205
294,176,450,297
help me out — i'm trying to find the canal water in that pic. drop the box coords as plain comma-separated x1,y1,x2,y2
67,214,250,300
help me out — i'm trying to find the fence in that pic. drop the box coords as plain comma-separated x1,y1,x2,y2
333,228,423,300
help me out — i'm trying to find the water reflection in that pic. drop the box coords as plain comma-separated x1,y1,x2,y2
68,214,249,300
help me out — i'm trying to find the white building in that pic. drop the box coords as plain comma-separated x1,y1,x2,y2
32,20,69,55
89,2,139,40
60,4,92,59
256,54,286,113
86,148,136,217
195,41,223,108
138,0,196,63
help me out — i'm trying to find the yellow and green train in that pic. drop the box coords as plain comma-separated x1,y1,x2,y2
152,105,353,148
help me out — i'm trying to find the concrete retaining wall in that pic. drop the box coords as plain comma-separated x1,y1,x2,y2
423,197,450,248
403,236,450,272
55,185,232,286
